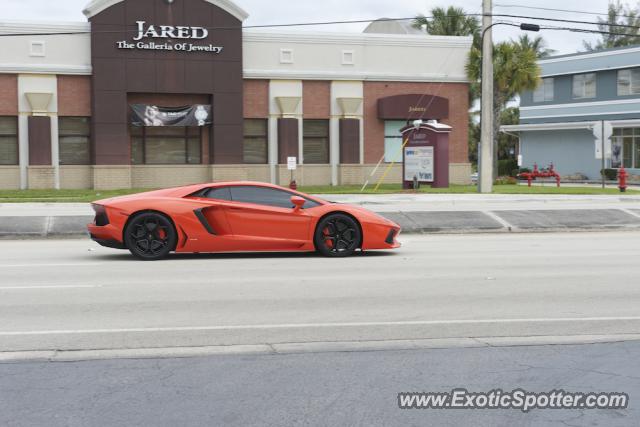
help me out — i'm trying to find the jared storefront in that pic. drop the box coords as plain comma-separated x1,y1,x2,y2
0,0,472,190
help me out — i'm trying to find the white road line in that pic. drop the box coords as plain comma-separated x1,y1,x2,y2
484,211,517,230
1,316,640,336
620,208,640,219
0,285,102,290
0,263,105,268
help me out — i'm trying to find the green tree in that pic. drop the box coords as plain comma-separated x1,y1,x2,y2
413,6,480,47
468,116,480,165
515,34,555,58
497,107,519,160
414,7,481,165
467,42,540,175
583,1,640,50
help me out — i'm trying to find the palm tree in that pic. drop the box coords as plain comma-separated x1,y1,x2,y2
413,6,480,47
497,107,520,160
414,6,482,165
467,42,540,177
515,34,555,58
583,0,640,50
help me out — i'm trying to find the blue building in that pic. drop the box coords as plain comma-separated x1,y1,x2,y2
502,45,640,179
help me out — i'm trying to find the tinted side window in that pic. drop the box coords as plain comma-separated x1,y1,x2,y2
230,186,319,209
204,187,232,201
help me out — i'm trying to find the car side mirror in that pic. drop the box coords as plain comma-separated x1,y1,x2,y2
291,196,306,212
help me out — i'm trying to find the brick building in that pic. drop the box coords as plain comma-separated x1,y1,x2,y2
0,0,472,190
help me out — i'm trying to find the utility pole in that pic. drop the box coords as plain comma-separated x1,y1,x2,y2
478,0,493,193
601,120,605,189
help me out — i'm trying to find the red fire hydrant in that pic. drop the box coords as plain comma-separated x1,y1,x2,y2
289,180,297,190
618,166,628,193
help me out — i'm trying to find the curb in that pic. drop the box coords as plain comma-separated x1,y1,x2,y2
2,334,640,363
1,210,640,239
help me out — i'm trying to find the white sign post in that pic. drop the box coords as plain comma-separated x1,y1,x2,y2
287,157,297,170
287,157,297,188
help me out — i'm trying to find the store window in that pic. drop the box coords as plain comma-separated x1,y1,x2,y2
533,78,554,102
131,126,201,165
384,120,405,163
611,128,640,169
243,119,268,164
572,73,596,99
617,68,640,96
59,117,90,165
0,116,18,165
303,120,329,164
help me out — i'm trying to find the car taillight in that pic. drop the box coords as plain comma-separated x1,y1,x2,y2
92,204,109,226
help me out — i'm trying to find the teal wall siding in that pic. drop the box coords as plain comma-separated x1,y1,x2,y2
520,129,602,179
539,47,640,78
521,71,622,107
519,47,640,124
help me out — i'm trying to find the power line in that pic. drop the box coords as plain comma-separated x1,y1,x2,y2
0,16,419,36
491,14,640,31
495,4,639,20
1,13,640,37
541,25,640,38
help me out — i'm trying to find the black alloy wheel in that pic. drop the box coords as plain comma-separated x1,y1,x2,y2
314,214,361,257
124,212,176,260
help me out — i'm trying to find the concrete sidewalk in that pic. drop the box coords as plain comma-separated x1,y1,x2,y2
2,194,640,237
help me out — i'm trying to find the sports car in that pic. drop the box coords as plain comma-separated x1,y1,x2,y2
88,181,401,260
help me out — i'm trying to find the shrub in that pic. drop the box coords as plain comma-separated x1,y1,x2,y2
498,159,519,177
601,168,618,180
494,176,518,185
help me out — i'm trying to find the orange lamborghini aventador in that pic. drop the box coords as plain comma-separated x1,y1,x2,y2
88,181,401,260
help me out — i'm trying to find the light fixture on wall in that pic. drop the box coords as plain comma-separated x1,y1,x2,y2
164,0,175,4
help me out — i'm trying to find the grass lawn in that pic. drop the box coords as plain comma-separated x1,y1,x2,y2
0,189,147,203
0,183,637,202
299,184,639,195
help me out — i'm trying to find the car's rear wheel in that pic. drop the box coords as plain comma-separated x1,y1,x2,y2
314,214,361,257
124,212,176,261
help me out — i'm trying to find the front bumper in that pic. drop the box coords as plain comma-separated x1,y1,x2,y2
361,222,401,250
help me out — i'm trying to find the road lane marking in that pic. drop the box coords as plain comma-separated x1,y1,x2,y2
620,208,640,219
1,316,640,336
0,263,106,268
484,211,517,230
0,285,102,290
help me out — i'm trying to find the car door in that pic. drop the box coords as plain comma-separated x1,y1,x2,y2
186,186,235,236
225,186,315,248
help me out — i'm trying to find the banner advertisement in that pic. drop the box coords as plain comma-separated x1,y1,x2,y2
131,104,212,127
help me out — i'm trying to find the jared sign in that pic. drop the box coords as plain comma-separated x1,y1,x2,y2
116,21,223,53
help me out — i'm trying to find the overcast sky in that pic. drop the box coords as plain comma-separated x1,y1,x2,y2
4,0,608,55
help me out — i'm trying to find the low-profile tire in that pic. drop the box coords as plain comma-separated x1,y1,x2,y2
314,213,362,257
124,212,177,261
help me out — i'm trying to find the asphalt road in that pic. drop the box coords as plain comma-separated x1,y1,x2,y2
1,342,638,426
2,232,640,426
1,232,640,354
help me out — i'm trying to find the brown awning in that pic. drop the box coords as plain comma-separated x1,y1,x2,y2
377,94,449,120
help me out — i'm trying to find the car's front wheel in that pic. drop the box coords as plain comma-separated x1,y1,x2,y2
314,214,361,257
124,212,176,260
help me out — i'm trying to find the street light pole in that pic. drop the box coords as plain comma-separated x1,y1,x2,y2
478,0,494,193
477,13,539,193
601,120,606,189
